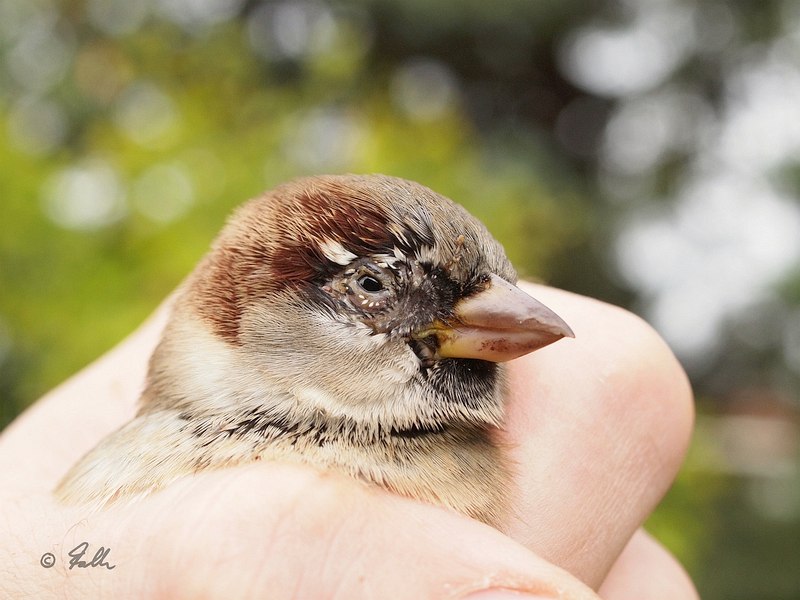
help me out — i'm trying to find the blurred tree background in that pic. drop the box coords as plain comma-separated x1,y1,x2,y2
1,0,798,597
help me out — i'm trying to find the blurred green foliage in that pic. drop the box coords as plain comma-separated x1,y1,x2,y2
0,4,587,424
1,0,798,597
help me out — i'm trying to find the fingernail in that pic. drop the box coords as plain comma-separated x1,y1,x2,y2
463,590,554,600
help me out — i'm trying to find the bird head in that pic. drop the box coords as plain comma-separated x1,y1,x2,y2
144,175,573,433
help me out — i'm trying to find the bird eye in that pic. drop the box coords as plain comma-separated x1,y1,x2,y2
357,275,384,293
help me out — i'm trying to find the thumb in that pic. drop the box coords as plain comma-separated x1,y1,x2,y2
43,464,600,599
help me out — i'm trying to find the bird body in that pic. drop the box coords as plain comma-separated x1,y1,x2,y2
56,175,572,528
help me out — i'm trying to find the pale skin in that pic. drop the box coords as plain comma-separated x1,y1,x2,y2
0,284,698,599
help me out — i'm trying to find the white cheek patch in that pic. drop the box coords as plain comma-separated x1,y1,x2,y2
319,238,357,265
294,386,341,413
170,320,246,410
327,318,387,349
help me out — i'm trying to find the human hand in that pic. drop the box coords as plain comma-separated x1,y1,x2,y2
0,284,697,599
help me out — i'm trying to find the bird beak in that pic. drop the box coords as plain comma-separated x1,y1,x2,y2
425,274,574,362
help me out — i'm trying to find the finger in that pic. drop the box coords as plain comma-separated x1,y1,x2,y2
13,464,601,600
504,284,694,588
0,300,170,493
599,529,699,600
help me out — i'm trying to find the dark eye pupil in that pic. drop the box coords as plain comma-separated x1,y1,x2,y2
358,275,383,293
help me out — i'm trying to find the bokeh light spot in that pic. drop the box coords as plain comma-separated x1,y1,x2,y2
559,5,694,97
283,107,365,171
41,159,127,230
87,0,150,37
112,81,181,148
7,96,68,156
132,163,194,224
6,10,75,93
390,58,460,122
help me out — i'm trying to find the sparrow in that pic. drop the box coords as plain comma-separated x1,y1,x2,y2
55,174,573,528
